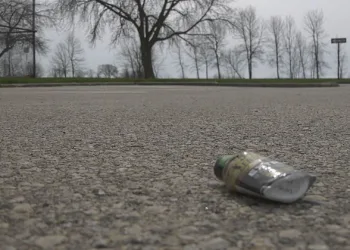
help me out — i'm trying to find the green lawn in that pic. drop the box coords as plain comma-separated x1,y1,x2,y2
0,77,349,84
0,77,132,84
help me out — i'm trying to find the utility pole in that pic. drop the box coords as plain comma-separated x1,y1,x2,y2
331,37,346,79
337,43,340,79
32,0,36,78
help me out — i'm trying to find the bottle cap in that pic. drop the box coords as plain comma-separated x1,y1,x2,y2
214,155,236,181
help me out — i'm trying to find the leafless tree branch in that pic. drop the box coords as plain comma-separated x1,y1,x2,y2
234,5,265,79
304,9,328,79
54,0,234,78
0,0,54,59
266,16,284,79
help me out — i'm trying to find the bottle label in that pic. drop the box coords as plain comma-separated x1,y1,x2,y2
237,159,295,194
222,152,313,202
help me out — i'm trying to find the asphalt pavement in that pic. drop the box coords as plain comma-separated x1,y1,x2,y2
1,85,350,250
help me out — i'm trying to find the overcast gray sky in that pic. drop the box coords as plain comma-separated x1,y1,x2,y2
42,0,350,78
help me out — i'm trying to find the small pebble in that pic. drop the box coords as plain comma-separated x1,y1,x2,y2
248,237,276,250
198,237,230,250
94,238,109,248
13,203,32,213
279,229,302,240
35,235,67,249
308,244,329,250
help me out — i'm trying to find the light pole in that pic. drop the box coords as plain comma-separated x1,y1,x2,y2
32,0,36,78
331,37,347,79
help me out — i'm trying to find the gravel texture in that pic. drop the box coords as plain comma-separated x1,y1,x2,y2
0,85,350,250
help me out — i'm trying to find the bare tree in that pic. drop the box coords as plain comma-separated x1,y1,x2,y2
283,16,299,79
205,21,226,79
50,32,85,78
304,9,327,79
51,42,70,77
0,0,28,58
121,65,131,78
75,69,86,77
308,45,316,78
0,0,52,59
0,42,46,77
97,64,118,78
120,37,164,78
222,47,245,78
55,0,233,79
23,61,44,77
295,31,309,79
183,36,202,79
183,23,228,79
234,6,265,79
0,42,47,77
120,39,143,78
66,32,85,77
0,47,15,76
173,41,187,78
87,69,95,78
266,16,284,79
152,48,165,78
198,41,213,79
0,54,44,77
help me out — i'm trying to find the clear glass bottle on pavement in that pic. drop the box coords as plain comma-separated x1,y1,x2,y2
214,151,316,203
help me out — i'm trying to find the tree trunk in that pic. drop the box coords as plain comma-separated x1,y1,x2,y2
275,41,280,79
178,53,185,79
71,61,75,77
205,61,209,79
195,59,200,79
276,54,280,79
299,49,306,79
129,55,136,78
302,66,306,79
232,65,243,79
140,41,155,79
194,49,200,79
8,50,11,76
248,58,252,79
289,56,293,79
314,42,320,79
315,53,319,79
215,52,221,79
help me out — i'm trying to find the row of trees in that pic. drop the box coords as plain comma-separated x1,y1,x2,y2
48,33,144,78
50,32,85,78
172,7,347,79
53,0,236,79
47,6,346,79
0,0,347,79
53,0,347,79
0,0,163,78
